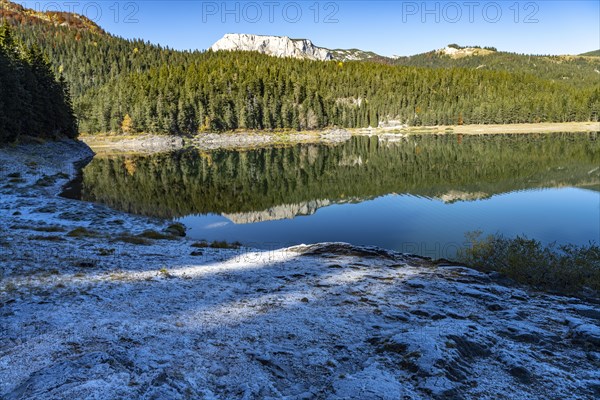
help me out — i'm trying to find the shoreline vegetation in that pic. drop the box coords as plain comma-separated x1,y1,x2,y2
80,121,600,154
459,233,600,297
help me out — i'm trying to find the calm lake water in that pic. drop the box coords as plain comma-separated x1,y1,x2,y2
69,133,600,258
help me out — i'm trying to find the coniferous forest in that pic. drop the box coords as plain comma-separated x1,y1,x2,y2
77,52,597,134
0,0,599,138
0,24,77,143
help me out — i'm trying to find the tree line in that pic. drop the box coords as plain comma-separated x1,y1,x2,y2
77,50,599,134
0,24,77,143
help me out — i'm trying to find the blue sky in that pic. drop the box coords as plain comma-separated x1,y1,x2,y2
15,1,600,56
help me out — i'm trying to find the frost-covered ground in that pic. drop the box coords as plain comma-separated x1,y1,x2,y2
1,140,600,399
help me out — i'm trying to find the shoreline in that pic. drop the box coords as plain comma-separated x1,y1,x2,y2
416,121,600,135
1,140,600,399
81,121,600,154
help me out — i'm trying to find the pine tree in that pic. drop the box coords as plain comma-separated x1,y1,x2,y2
0,24,78,143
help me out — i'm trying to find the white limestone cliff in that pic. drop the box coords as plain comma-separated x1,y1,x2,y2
210,33,333,61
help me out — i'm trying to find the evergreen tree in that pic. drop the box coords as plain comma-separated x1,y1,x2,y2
0,24,77,143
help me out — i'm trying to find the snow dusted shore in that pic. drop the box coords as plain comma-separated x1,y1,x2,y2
1,140,600,399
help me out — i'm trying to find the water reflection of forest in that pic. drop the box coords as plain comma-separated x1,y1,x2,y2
77,133,600,219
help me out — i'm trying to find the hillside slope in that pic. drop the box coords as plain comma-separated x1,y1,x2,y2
0,0,201,98
390,45,600,89
0,0,104,33
580,49,600,57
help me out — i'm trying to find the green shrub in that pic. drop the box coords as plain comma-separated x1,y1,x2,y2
191,240,241,249
458,232,600,295
165,223,186,237
159,267,173,278
210,240,241,249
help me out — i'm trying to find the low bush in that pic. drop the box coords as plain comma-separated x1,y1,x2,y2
138,230,177,240
165,223,186,237
113,235,151,245
67,227,100,238
458,232,600,296
28,235,65,242
209,240,242,249
191,240,242,249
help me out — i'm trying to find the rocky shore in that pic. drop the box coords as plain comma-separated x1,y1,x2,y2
80,122,599,154
1,140,599,399
81,129,353,154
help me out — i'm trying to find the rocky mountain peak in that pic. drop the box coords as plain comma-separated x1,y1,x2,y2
438,45,497,59
210,33,333,61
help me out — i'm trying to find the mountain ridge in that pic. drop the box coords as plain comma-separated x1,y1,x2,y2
209,32,598,63
210,33,334,61
208,33,599,88
209,33,382,61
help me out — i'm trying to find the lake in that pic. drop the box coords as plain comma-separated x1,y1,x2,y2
67,133,600,258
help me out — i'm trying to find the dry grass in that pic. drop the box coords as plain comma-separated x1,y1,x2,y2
97,248,116,256
33,226,66,233
414,122,600,135
28,235,65,242
138,230,178,241
67,227,101,238
113,235,151,245
458,232,600,296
